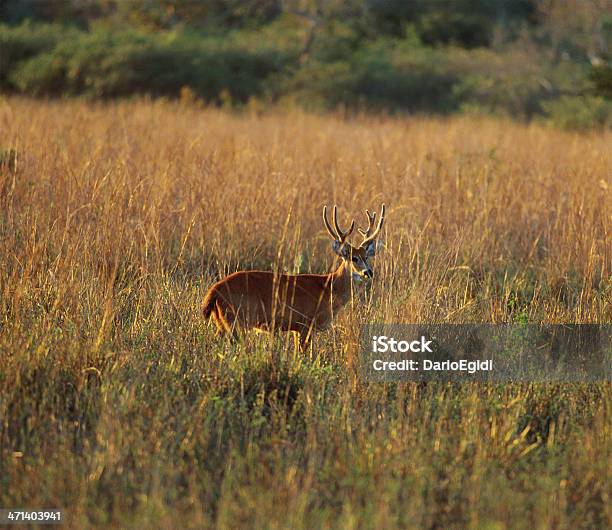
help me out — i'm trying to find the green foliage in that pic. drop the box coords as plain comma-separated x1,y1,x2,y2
417,8,493,48
280,40,460,112
589,64,612,99
452,65,545,118
1,6,610,130
542,95,612,131
343,0,538,45
348,40,458,111
0,0,282,29
0,21,72,85
5,25,288,101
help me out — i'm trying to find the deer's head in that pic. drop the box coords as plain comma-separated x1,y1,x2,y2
323,204,386,284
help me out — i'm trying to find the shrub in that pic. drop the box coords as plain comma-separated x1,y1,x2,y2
8,26,287,101
0,21,71,87
349,40,460,112
542,95,612,131
589,64,612,99
284,39,460,113
1,19,609,130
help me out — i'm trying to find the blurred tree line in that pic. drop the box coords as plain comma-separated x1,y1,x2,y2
1,0,610,128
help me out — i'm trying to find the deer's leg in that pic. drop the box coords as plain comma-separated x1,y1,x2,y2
210,312,225,337
207,302,225,336
299,331,310,351
295,325,313,352
213,301,240,340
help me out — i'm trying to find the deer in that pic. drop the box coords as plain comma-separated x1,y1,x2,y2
202,204,386,349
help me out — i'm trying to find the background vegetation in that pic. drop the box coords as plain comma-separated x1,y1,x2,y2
1,0,611,129
0,98,610,528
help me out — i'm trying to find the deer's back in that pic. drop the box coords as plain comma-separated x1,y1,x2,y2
207,270,334,329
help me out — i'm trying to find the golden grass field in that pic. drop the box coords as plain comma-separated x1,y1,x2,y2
0,97,610,528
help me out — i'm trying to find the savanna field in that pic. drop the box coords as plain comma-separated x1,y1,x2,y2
0,98,610,529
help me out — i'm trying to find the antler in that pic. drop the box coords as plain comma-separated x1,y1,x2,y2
358,209,376,238
323,205,355,243
358,204,385,246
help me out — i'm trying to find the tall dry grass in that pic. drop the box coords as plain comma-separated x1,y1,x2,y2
0,97,610,528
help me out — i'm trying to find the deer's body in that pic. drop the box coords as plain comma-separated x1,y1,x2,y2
203,261,353,344
203,204,385,347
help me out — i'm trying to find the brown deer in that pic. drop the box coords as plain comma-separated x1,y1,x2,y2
202,204,386,348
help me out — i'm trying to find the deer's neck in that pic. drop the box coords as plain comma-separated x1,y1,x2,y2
328,260,353,307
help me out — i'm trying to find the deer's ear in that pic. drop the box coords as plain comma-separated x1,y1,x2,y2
363,239,378,257
363,239,383,256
